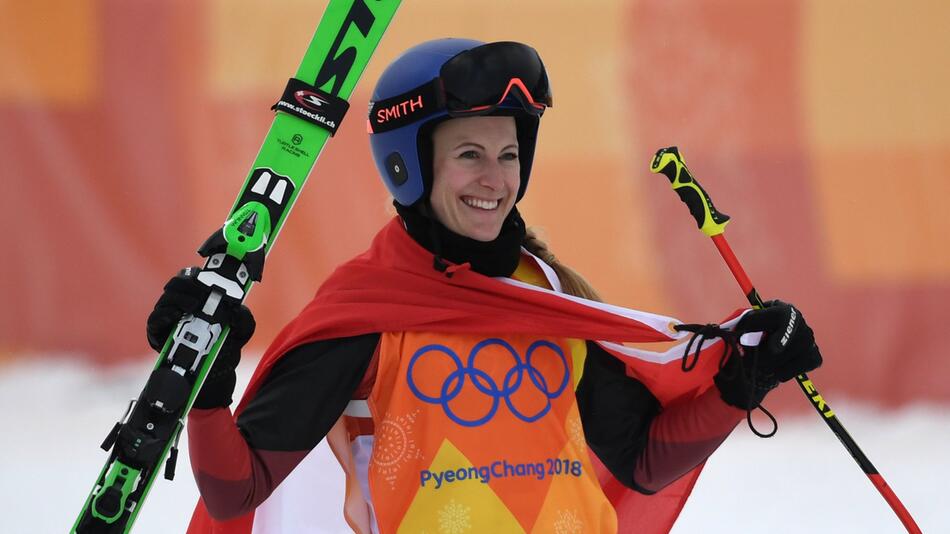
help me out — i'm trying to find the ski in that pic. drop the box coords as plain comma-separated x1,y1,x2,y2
71,1,401,532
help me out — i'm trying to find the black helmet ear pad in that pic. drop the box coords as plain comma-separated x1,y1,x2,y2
513,114,540,201
413,117,448,210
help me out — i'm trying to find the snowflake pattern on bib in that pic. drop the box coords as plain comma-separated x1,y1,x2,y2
370,409,423,489
567,413,586,452
437,499,472,534
553,509,584,534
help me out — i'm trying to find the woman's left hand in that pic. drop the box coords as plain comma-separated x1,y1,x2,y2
734,300,823,383
714,300,823,409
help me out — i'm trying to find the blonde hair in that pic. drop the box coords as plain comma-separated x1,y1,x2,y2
523,227,602,302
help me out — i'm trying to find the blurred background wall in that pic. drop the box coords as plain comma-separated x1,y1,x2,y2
2,0,948,411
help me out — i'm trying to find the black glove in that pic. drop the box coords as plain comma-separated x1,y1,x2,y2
146,267,256,409
714,300,823,409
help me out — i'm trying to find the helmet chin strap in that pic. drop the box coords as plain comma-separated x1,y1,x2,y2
417,200,452,274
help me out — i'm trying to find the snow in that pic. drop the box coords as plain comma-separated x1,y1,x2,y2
3,356,942,533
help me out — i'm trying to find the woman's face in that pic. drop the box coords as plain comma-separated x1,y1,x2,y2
430,116,520,242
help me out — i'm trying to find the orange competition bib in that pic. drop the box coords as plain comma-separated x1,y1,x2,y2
365,327,616,533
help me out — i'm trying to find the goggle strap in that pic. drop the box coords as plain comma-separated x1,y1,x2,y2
368,75,550,133
368,79,444,134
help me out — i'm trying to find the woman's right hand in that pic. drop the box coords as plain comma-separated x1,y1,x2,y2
147,267,256,409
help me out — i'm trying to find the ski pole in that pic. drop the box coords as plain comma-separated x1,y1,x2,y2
649,146,922,534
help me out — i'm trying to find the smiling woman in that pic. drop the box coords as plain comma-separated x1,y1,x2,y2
148,37,825,534
430,116,521,242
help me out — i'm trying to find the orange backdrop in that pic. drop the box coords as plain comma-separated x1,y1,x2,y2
2,0,948,409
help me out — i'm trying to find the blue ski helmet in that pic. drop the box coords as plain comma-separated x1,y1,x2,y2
368,38,553,207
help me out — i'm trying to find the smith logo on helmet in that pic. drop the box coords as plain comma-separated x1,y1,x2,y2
375,94,425,124
368,79,442,134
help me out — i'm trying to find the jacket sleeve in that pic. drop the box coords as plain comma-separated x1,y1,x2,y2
576,340,743,494
186,333,380,520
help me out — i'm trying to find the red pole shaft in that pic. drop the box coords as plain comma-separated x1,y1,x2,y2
708,233,922,534
711,234,757,303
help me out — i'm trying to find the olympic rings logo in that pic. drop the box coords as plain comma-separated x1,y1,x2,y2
406,338,570,427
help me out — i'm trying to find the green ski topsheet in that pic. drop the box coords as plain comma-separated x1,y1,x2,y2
245,0,401,247
72,1,401,532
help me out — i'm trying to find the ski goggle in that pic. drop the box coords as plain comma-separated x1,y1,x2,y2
369,41,553,134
